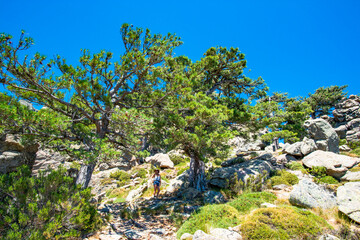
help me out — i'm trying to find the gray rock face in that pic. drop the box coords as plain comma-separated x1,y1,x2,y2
284,142,303,157
193,230,217,240
340,171,360,181
203,190,226,204
302,150,360,179
301,137,318,156
274,154,297,165
0,134,38,173
318,234,340,240
209,160,273,189
337,182,360,224
209,228,242,240
32,149,71,175
166,170,190,194
145,153,174,169
19,99,36,111
289,179,337,209
303,118,339,153
229,134,266,154
126,183,147,202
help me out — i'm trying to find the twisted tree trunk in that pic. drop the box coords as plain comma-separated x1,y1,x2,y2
188,157,207,192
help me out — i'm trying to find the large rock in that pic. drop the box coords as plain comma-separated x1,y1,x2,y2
145,153,174,169
209,228,242,240
340,171,360,181
0,134,38,173
284,142,303,157
303,118,339,153
193,230,217,240
32,149,71,175
337,182,360,224
19,99,36,111
289,179,337,209
126,183,147,202
166,170,190,194
203,190,226,204
302,150,360,179
301,137,318,156
209,160,274,189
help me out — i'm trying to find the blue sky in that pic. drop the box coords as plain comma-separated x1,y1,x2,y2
1,0,359,97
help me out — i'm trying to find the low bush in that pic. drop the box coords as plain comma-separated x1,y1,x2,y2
228,192,276,213
268,170,299,187
176,204,241,239
240,206,331,239
0,165,101,240
286,161,304,171
317,176,339,184
132,168,147,179
308,166,327,178
170,155,189,166
109,170,131,186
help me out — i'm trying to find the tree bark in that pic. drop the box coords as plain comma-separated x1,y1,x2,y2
188,157,207,192
75,163,96,189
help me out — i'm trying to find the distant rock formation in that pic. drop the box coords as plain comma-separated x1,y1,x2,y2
333,95,360,142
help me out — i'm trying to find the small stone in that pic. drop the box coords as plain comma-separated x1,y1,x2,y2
180,233,193,240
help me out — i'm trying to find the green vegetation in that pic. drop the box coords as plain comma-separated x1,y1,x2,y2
268,169,299,187
305,85,348,119
240,206,331,239
317,176,339,184
308,166,327,178
228,192,276,213
286,161,305,171
176,204,241,238
109,170,131,186
0,166,101,240
132,168,147,179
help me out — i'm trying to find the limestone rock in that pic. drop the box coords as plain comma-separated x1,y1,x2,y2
318,234,340,240
203,190,226,204
301,137,318,156
303,150,360,179
209,160,273,189
32,149,71,175
182,187,200,200
303,118,339,153
337,182,360,224
209,228,242,240
275,154,297,165
339,145,351,151
289,179,337,209
126,183,147,202
145,153,174,168
180,233,193,240
0,134,24,152
340,171,360,181
19,99,36,111
284,142,303,157
166,170,190,194
193,230,217,240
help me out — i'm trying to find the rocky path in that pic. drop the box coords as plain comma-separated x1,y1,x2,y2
86,196,198,240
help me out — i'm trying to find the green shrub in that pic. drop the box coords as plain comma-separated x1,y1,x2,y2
0,165,101,240
269,170,299,187
228,192,276,213
317,176,339,184
240,206,331,240
176,204,241,239
170,155,189,166
339,139,347,146
133,168,147,179
214,158,222,166
109,170,131,186
286,161,304,171
308,166,327,178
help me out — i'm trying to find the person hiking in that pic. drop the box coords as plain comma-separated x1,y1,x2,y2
152,169,161,198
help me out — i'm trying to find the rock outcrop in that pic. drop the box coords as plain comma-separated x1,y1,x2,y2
337,182,360,224
209,159,274,189
145,153,174,169
0,134,38,173
289,179,337,209
303,118,339,153
333,95,360,142
302,150,360,179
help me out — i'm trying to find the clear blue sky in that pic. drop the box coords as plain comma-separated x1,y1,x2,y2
1,0,359,97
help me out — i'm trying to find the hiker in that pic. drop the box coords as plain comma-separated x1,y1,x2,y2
152,169,161,198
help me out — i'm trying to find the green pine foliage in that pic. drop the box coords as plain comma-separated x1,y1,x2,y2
0,165,101,240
